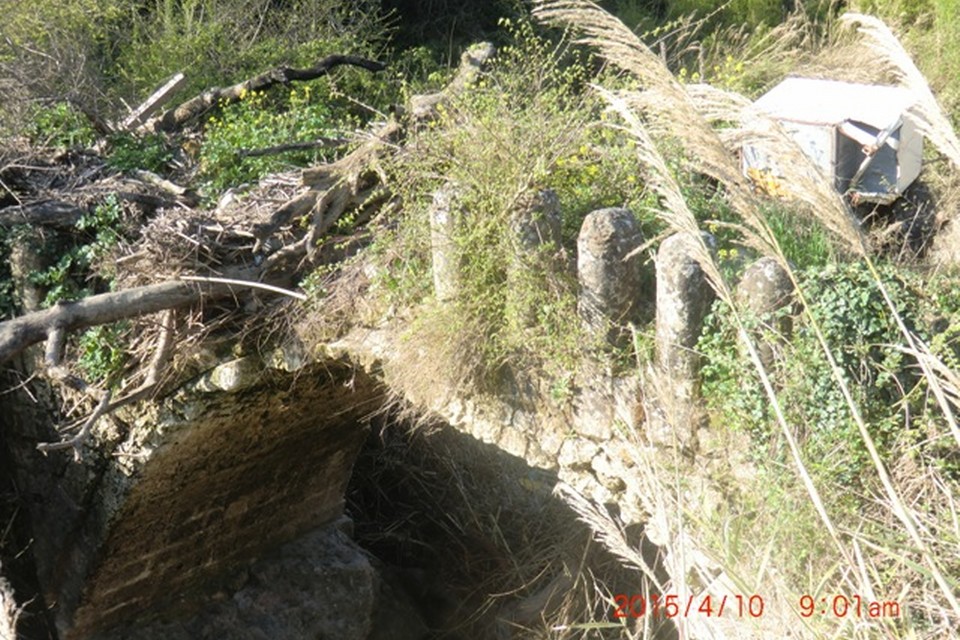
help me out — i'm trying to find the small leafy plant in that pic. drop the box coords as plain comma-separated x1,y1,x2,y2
27,102,97,148
199,86,350,193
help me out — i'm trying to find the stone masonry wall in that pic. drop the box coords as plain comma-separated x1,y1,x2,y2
3,350,384,639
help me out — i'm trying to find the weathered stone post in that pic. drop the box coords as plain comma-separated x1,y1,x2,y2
576,208,645,347
507,189,562,327
655,232,716,408
9,228,47,313
736,256,794,370
429,183,461,302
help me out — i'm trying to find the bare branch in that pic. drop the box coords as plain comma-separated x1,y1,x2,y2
0,279,238,365
44,327,66,367
179,275,307,300
36,389,113,461
238,138,348,159
144,309,176,387
151,55,386,132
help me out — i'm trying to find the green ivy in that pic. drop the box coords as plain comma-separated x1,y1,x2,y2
33,194,124,306
77,322,128,384
107,132,175,172
699,261,928,488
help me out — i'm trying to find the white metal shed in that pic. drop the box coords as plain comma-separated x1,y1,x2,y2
742,77,923,204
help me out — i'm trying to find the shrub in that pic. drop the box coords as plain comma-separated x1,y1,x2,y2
106,132,175,173
699,260,930,488
111,0,389,108
77,323,128,384
32,194,124,307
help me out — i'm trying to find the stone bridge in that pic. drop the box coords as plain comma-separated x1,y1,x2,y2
0,192,795,639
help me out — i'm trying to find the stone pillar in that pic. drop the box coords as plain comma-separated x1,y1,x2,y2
736,256,794,370
576,208,645,347
9,227,47,312
655,232,716,404
429,184,461,302
507,189,562,327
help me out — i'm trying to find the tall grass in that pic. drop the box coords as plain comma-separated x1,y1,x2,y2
533,1,960,637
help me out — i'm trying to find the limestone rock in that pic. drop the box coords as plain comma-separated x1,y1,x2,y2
507,189,562,327
509,189,561,253
201,356,263,393
95,525,425,640
577,208,645,346
558,438,599,470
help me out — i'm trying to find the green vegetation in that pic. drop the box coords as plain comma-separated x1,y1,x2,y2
26,102,98,148
198,86,349,192
371,20,653,389
855,0,960,113
30,194,124,307
3,0,960,638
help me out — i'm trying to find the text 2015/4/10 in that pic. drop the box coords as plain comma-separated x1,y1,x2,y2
612,594,765,619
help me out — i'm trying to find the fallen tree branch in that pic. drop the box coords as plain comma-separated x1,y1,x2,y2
263,43,496,269
150,55,386,133
179,275,307,300
0,279,233,365
122,72,188,131
131,170,195,203
35,310,177,457
409,42,496,122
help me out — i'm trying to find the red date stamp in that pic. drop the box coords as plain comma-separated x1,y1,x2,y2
612,593,901,620
612,594,766,619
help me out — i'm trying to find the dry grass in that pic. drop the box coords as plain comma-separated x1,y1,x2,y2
842,13,960,169
531,2,960,638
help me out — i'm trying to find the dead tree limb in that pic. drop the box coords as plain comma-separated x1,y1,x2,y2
0,280,231,365
257,42,496,270
123,72,188,131
150,55,386,133
409,42,496,122
36,390,113,460
131,169,190,198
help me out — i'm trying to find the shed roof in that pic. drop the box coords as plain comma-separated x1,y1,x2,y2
751,77,916,129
